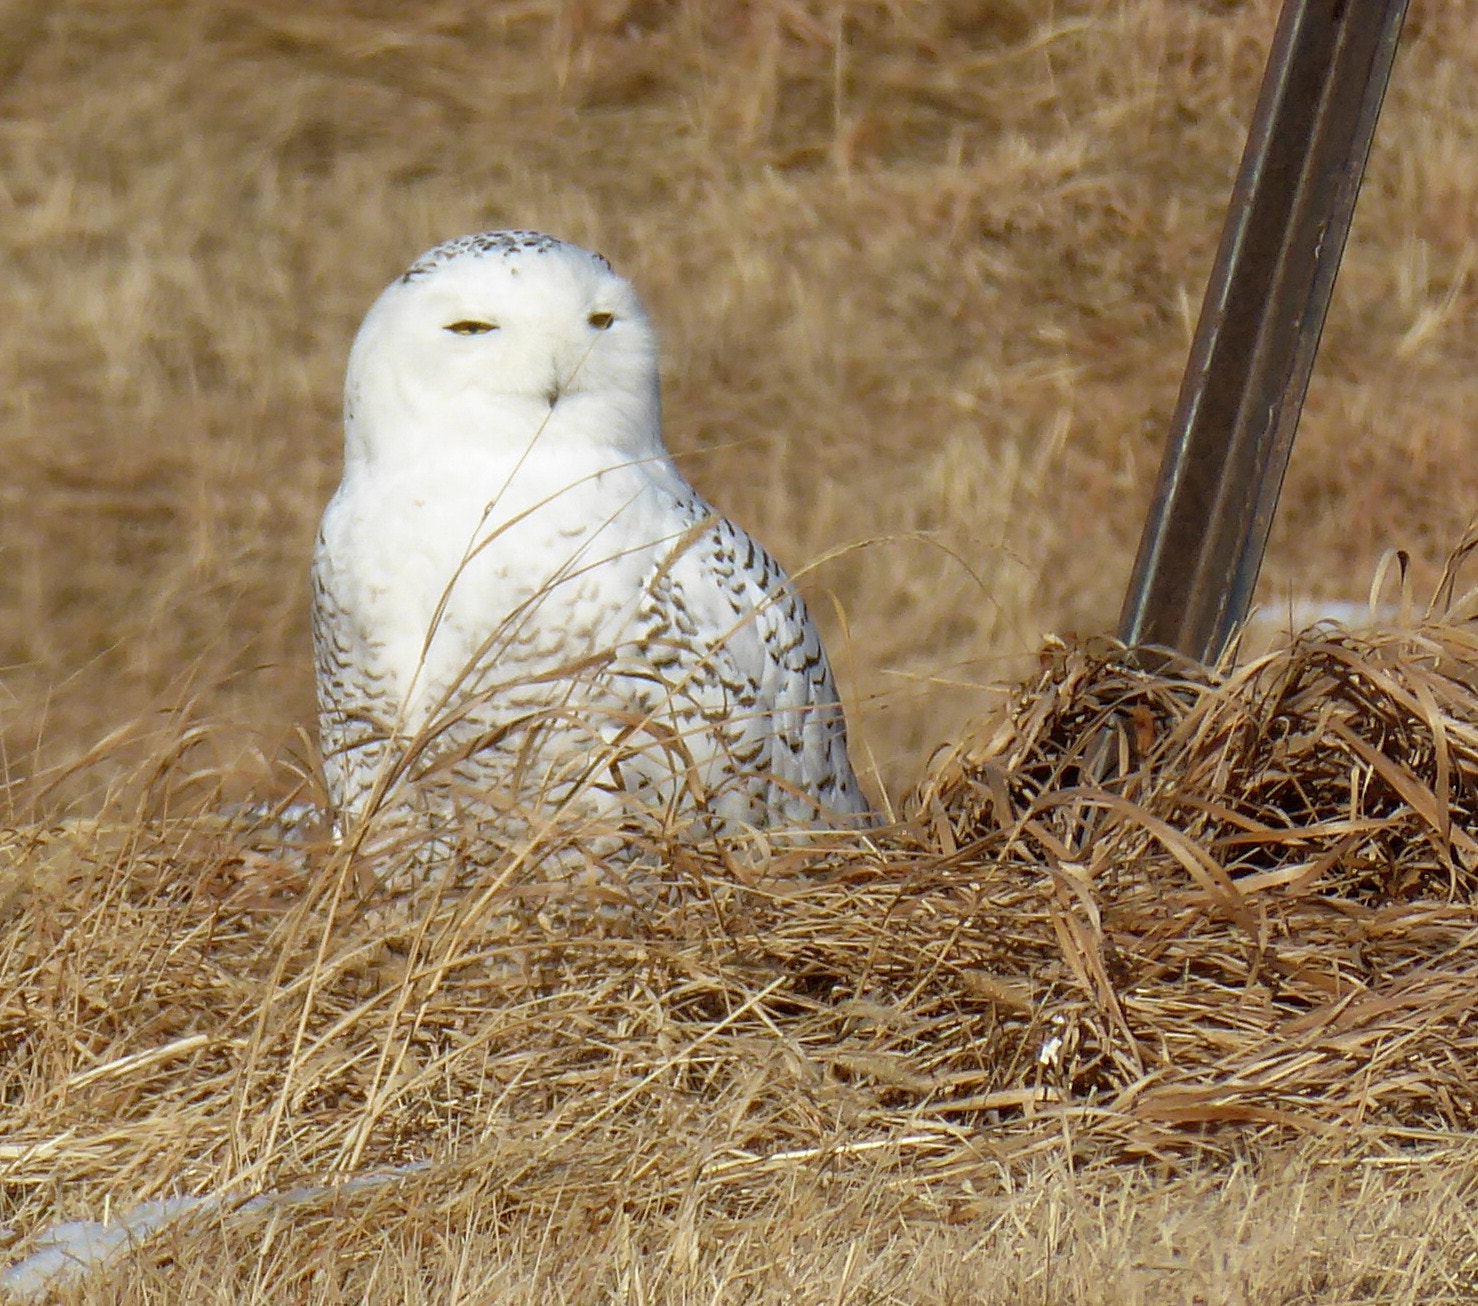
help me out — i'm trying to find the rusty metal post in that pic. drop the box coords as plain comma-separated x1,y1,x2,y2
1118,0,1409,663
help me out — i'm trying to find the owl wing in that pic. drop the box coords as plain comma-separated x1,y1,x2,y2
311,509,403,823
631,498,870,826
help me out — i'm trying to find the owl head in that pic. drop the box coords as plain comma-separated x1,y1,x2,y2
343,231,663,466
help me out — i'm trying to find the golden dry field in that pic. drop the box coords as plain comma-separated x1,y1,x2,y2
4,1,1478,1301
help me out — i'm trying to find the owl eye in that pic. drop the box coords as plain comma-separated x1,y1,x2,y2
445,320,498,335
587,311,615,330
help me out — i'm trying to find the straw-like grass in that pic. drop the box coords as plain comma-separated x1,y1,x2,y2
8,600,1478,1296
6,1,1478,1299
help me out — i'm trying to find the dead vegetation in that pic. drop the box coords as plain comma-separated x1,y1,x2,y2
4,0,1478,1301
8,605,1478,1298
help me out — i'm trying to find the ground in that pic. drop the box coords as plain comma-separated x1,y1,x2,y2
2,2,1477,1301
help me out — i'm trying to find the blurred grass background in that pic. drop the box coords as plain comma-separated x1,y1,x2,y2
2,0,1474,801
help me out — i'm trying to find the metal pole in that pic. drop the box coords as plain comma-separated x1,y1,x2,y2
1117,0,1409,663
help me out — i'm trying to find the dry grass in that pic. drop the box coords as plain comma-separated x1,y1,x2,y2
10,609,1478,1300
5,0,1478,1300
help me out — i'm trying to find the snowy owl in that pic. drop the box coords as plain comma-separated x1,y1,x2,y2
313,230,870,858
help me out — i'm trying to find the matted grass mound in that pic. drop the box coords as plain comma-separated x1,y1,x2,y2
5,623,1478,1286
917,623,1478,1149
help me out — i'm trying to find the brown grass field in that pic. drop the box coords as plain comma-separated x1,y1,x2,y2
4,1,1478,1301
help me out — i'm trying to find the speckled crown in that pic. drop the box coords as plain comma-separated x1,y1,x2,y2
399,230,612,283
